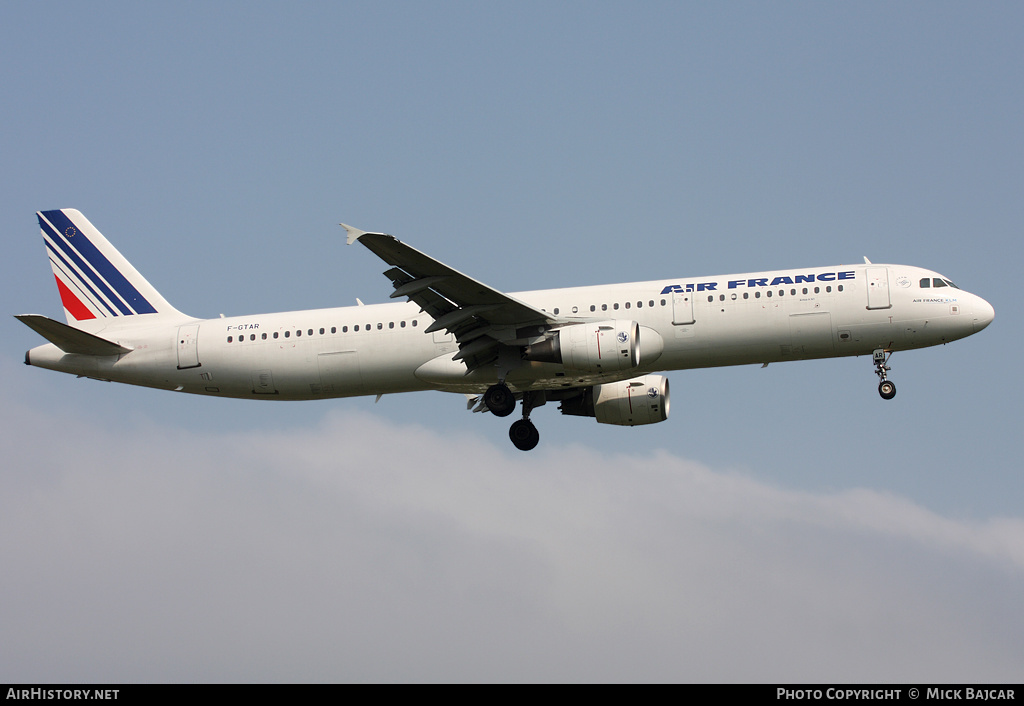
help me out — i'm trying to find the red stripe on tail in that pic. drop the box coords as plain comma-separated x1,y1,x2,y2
55,275,96,321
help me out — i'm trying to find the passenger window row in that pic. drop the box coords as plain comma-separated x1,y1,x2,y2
227,319,419,343
708,285,843,302
552,300,669,316
227,284,848,343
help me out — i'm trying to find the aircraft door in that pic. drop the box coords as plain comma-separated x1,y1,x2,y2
866,267,892,310
176,324,201,369
672,291,695,325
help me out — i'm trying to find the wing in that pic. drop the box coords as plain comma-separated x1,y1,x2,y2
343,225,562,373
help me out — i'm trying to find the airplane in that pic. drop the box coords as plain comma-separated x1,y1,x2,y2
18,208,995,451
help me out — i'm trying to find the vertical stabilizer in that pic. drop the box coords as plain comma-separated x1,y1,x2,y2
36,209,187,328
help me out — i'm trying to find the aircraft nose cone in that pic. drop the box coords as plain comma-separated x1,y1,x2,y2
973,297,995,333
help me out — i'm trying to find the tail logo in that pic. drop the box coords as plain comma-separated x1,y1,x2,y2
38,209,159,321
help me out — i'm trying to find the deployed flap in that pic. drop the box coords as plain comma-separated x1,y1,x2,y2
344,226,560,372
15,314,132,356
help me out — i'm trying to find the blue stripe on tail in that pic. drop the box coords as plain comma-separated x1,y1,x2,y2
38,210,157,315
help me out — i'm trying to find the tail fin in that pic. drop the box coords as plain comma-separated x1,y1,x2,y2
36,209,186,327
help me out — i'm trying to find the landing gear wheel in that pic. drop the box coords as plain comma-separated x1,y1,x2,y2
872,349,896,401
509,419,540,451
484,383,516,417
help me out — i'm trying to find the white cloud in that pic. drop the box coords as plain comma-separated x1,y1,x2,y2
0,395,1022,683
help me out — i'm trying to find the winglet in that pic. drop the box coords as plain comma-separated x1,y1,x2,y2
341,223,388,246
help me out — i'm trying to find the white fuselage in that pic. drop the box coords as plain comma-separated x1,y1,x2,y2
25,262,994,400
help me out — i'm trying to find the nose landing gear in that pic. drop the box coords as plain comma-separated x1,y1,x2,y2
873,349,896,400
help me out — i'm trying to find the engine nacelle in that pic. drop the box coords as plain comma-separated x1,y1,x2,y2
526,320,663,374
560,374,670,426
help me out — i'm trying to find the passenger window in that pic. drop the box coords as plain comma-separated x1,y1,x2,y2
743,292,749,299
613,303,619,310
343,326,348,333
755,291,761,299
802,288,808,294
296,330,302,337
389,322,394,329
767,291,773,298
285,331,291,338
412,320,418,327
250,334,256,341
814,287,820,294
660,299,666,306
553,308,560,315
602,304,608,311
354,325,359,332
838,285,844,292
377,323,382,330
308,329,314,336
649,300,655,307
707,295,714,302
227,336,233,343
625,302,630,309
320,328,325,335
273,332,279,339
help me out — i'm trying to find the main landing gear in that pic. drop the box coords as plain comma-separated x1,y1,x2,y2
484,383,541,451
873,349,896,400
483,382,516,417
508,391,541,451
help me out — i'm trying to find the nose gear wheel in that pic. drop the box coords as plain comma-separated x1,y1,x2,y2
873,349,896,400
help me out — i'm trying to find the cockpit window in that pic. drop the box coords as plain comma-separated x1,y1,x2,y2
921,277,960,289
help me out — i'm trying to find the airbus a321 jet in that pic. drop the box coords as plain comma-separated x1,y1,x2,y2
19,209,994,450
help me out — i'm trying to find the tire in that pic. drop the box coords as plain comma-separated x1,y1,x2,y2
484,383,516,417
509,419,540,451
878,380,896,400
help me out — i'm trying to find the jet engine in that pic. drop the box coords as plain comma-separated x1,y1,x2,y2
559,374,670,426
525,320,663,374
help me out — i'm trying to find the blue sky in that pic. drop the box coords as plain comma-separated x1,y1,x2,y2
2,2,1022,682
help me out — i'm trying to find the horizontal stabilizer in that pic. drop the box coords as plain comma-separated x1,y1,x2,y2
15,315,132,355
